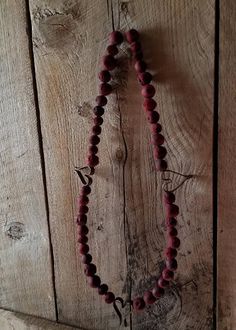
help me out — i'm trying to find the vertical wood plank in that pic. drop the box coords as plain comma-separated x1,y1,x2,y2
218,0,236,329
0,0,55,320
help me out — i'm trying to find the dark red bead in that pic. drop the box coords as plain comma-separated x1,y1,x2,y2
143,290,156,305
165,247,177,259
89,145,98,154
166,204,179,217
79,195,89,205
168,227,178,237
134,60,147,73
164,191,175,204
147,111,159,123
109,31,124,45
76,214,87,225
84,263,97,276
142,84,156,98
126,29,140,43
130,41,142,52
103,55,117,71
98,284,109,295
143,98,157,111
151,133,165,145
93,116,103,126
166,258,178,271
133,297,146,311
78,235,88,244
88,275,101,288
96,95,107,106
162,268,174,281
138,72,152,85
87,154,99,167
89,135,100,146
107,44,119,56
169,237,181,249
150,123,162,133
98,70,111,82
81,253,92,264
81,186,91,195
92,125,102,135
93,106,104,116
104,291,115,304
152,286,165,298
166,218,177,227
99,83,112,96
153,146,167,159
79,243,89,255
78,224,89,235
157,277,169,288
155,159,168,171
79,205,89,214
133,50,143,61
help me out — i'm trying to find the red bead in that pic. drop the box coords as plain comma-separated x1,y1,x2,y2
76,214,87,225
169,236,181,249
84,263,97,276
92,125,102,135
78,224,89,235
166,258,178,271
166,204,179,217
89,145,98,154
153,146,167,159
96,95,107,106
99,83,112,96
165,247,177,259
133,50,143,61
151,133,165,145
168,227,178,237
78,235,88,244
157,277,169,288
79,243,89,255
143,291,156,305
98,284,109,295
81,253,92,264
109,31,124,45
89,135,100,146
130,41,142,52
79,205,89,214
164,191,175,204
133,297,146,311
147,111,159,123
126,29,140,43
152,286,165,298
98,70,111,82
93,106,104,116
103,55,117,71
162,268,174,281
134,60,147,73
93,116,103,126
107,44,119,56
87,154,99,167
156,159,168,171
81,186,91,195
88,275,101,288
104,291,115,303
143,98,157,111
166,218,177,227
150,123,162,133
138,72,152,85
141,84,156,98
78,195,89,205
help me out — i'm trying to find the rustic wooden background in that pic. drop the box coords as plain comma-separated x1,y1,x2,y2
0,0,234,329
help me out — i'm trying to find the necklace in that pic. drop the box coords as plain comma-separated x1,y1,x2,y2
75,29,182,324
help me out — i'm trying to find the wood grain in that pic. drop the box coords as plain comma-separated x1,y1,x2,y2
29,0,214,329
0,0,55,320
218,1,236,329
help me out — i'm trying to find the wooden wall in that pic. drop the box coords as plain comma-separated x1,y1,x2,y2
0,1,234,329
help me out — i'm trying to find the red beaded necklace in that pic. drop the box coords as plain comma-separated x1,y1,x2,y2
75,29,182,324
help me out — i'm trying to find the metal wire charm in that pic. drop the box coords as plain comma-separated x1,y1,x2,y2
113,297,133,327
74,166,93,185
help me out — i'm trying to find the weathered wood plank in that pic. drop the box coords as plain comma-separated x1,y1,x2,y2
218,0,236,329
0,0,55,319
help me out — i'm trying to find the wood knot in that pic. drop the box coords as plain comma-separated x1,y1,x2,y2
115,148,124,162
5,222,25,240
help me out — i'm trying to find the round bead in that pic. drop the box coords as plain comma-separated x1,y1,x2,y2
84,263,97,276
126,29,140,43
89,145,98,154
157,277,169,288
88,275,101,288
143,290,156,305
138,72,152,85
162,268,174,281
81,254,92,264
164,191,175,204
143,98,157,111
153,146,167,159
151,133,165,145
98,70,111,82
168,227,178,237
130,41,142,52
78,195,89,205
141,84,156,98
169,236,181,249
150,123,162,133
76,214,87,225
79,205,89,214
99,83,112,96
79,243,89,255
78,235,88,244
92,125,102,135
87,154,99,167
166,258,178,271
78,224,89,235
165,247,177,259
166,218,177,227
133,297,146,311
89,135,100,146
81,185,91,195
152,286,165,298
156,159,168,171
96,95,107,107
93,106,104,117
133,50,143,61
104,291,115,304
109,31,124,45
103,55,117,71
98,284,109,295
146,111,159,124
93,116,103,126
107,44,119,56
134,60,147,73
166,204,179,217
